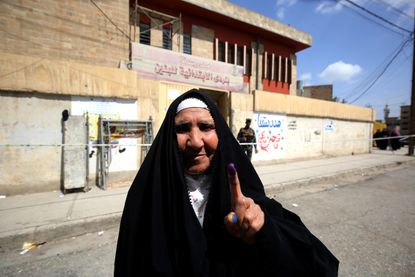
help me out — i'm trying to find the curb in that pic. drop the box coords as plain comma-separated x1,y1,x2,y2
0,213,122,251
264,160,415,196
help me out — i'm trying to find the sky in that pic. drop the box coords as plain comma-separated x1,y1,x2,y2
228,0,414,120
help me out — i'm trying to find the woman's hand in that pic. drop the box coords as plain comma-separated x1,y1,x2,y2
224,164,264,244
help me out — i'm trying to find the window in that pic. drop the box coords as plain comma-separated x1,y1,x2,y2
218,41,225,62
245,47,252,75
139,23,150,45
237,46,243,66
287,58,292,84
266,53,272,80
163,25,172,50
183,33,191,54
227,43,234,64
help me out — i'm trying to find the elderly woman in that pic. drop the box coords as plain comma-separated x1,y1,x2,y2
115,89,338,276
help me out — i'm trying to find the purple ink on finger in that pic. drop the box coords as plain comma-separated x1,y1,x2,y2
227,163,236,176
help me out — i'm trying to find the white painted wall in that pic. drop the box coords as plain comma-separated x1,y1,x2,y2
251,114,371,162
0,92,141,194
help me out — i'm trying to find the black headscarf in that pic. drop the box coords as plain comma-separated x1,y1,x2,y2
115,89,339,276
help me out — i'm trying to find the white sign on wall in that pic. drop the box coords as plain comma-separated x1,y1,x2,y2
253,113,287,160
324,119,334,132
131,43,244,91
71,96,139,172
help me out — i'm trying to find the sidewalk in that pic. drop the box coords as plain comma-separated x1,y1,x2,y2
1,148,414,251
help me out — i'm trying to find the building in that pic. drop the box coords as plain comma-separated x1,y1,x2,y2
299,84,333,101
0,0,374,194
131,0,311,96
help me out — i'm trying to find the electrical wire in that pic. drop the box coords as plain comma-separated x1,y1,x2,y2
341,37,411,100
374,0,414,20
341,0,412,34
337,0,407,37
349,37,412,104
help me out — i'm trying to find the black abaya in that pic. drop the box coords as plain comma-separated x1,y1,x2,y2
115,89,339,276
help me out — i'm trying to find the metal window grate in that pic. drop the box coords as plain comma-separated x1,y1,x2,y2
183,33,191,54
163,27,172,50
139,23,150,45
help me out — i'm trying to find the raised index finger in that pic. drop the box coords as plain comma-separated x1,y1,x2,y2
227,163,243,204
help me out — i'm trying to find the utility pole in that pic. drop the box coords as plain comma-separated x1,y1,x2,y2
409,9,415,155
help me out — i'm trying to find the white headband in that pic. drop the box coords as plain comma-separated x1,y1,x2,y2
176,97,209,114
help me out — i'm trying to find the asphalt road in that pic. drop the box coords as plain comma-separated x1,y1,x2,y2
1,164,414,277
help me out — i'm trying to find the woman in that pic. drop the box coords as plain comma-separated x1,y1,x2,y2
115,89,339,276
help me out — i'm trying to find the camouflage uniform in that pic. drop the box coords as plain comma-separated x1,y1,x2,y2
237,126,257,160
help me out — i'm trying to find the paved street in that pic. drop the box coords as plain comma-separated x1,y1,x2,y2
1,163,414,277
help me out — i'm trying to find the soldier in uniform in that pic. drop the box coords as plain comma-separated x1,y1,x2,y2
237,118,258,160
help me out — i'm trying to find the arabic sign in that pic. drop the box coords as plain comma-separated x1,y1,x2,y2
131,43,244,91
253,113,286,160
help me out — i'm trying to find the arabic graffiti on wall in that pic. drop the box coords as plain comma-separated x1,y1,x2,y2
253,113,286,160
131,43,244,91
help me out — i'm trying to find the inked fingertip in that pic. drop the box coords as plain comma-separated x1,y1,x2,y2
232,213,238,224
227,163,236,175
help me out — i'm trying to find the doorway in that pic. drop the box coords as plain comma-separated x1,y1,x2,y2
199,89,230,125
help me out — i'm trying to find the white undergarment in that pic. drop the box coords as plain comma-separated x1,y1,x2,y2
185,173,211,226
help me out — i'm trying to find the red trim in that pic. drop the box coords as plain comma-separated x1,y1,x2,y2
262,80,290,94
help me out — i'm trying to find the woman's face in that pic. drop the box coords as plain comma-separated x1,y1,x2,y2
175,107,219,175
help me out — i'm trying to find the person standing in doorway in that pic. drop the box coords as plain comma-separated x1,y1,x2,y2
237,118,258,160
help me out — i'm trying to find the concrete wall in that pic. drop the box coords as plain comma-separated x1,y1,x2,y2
230,92,254,135
0,53,157,195
254,90,374,122
0,90,152,194
0,53,137,98
229,90,374,163
0,0,129,67
0,52,376,194
0,91,70,195
282,116,371,160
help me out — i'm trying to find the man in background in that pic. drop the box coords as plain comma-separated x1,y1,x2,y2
237,118,258,160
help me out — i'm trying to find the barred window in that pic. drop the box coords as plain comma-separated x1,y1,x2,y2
139,23,150,45
183,33,191,54
267,53,272,80
218,41,225,62
237,46,243,66
163,26,172,50
227,43,234,64
245,47,252,75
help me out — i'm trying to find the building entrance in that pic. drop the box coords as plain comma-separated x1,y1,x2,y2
199,89,230,125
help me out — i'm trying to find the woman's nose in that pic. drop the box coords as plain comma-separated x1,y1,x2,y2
188,129,204,148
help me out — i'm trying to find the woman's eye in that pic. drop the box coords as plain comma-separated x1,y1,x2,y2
175,124,190,133
200,123,216,132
